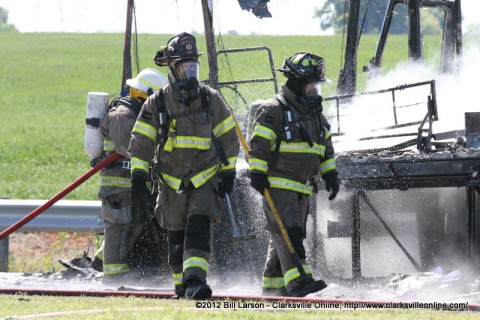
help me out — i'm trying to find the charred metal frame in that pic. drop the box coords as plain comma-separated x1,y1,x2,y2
326,80,438,153
338,0,462,96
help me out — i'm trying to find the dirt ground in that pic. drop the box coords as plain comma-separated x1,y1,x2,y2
8,232,99,271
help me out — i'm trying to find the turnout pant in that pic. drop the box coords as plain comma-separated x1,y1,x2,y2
261,188,314,293
155,179,222,292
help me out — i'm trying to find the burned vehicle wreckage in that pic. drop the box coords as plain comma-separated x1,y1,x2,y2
1,0,478,302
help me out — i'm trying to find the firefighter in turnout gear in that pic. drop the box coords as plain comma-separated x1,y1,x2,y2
248,52,340,297
98,68,167,284
128,32,240,300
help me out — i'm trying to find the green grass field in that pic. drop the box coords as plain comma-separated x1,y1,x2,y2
0,32,418,200
1,294,479,319
1,30,480,320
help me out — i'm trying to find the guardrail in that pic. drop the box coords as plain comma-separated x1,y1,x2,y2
0,199,103,272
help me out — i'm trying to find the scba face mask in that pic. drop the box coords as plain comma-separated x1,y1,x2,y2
174,60,200,91
300,81,323,109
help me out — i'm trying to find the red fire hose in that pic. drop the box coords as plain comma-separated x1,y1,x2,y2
0,153,121,240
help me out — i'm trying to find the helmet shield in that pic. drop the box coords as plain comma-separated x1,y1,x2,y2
175,60,199,83
303,81,322,99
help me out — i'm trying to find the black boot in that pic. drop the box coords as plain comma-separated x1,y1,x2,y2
184,279,212,300
287,276,327,297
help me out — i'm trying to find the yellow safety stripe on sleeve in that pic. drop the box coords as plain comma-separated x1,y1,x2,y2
99,176,131,188
130,157,150,174
319,158,337,176
103,263,129,275
160,172,183,191
173,272,183,286
183,256,209,273
262,276,285,289
213,115,235,138
284,265,312,287
325,130,332,139
132,120,158,143
268,176,313,195
252,124,277,146
103,139,115,152
190,163,220,188
172,136,211,150
274,141,326,156
220,156,237,172
249,157,268,173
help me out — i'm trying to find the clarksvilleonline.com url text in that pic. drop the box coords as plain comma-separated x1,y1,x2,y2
196,300,469,310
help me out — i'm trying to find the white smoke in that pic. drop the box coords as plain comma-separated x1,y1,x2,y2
329,45,480,153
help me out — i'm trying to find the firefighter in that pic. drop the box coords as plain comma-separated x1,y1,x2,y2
97,68,167,284
248,52,340,297
128,32,240,300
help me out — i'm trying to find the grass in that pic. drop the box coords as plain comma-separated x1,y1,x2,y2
0,294,479,320
0,32,419,201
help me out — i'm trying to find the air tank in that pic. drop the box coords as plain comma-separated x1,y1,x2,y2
84,92,109,160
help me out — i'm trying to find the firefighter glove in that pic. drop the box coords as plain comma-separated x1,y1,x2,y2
323,171,340,201
131,172,152,216
218,174,235,198
249,172,270,196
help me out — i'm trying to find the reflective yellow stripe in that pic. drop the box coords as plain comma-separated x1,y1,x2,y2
173,272,183,285
249,157,268,173
190,164,219,188
183,257,209,273
262,276,285,289
325,130,332,139
252,124,277,146
103,139,115,152
140,77,161,90
213,115,235,138
284,265,312,286
172,136,211,150
160,172,182,190
104,263,129,275
132,120,158,142
131,157,149,174
220,156,237,171
274,141,326,156
99,176,131,188
269,176,313,195
319,158,337,175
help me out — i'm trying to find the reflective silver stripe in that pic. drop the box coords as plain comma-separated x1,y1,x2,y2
269,176,313,195
275,141,326,156
190,164,219,188
132,120,158,142
319,158,337,175
173,136,211,150
213,115,235,138
173,272,183,285
104,263,129,275
252,124,277,145
249,157,268,173
183,257,209,273
160,172,182,190
262,276,285,289
103,139,115,151
131,157,149,174
220,156,237,171
284,265,312,286
99,176,131,188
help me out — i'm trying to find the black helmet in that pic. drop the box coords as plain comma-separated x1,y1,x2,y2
154,32,203,67
277,52,329,83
